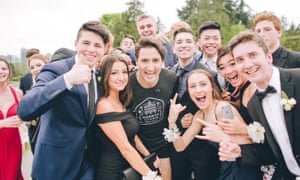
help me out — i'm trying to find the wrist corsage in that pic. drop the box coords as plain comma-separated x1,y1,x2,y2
281,91,296,111
142,170,162,180
163,127,181,142
261,164,276,180
247,121,265,143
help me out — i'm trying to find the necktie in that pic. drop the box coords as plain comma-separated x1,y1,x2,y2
176,67,186,77
176,67,186,97
88,72,95,119
256,85,277,101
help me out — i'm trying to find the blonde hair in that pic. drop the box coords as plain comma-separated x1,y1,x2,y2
28,54,49,66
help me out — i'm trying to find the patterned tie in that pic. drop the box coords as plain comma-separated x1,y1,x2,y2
88,72,95,119
256,85,277,101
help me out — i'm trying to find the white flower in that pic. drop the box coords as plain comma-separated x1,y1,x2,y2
162,128,181,142
142,170,162,180
247,121,265,143
261,164,276,180
281,91,296,111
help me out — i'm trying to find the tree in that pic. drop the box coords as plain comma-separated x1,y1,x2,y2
177,0,254,44
100,0,145,48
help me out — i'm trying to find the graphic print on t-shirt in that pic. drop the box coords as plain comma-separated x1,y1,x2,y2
134,97,164,125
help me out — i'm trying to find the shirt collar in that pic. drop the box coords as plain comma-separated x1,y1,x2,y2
178,58,196,72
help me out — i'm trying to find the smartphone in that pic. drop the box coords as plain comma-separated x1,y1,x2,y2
221,105,234,119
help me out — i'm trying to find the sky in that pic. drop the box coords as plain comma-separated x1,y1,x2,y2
1,0,300,57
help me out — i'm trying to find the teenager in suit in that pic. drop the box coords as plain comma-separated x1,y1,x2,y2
169,27,220,180
127,14,177,68
253,12,300,68
17,21,111,180
219,30,300,179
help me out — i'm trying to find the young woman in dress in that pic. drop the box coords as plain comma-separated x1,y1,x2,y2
0,57,24,180
95,54,161,180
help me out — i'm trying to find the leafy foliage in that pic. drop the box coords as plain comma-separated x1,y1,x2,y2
88,0,300,53
100,0,144,48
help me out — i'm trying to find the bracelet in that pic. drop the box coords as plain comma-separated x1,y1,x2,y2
142,170,161,180
162,127,181,142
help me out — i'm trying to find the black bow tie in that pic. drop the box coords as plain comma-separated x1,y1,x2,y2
256,85,277,101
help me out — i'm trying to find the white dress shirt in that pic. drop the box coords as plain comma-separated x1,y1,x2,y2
260,67,300,176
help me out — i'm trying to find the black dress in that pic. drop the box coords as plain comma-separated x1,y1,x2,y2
234,81,263,180
95,111,139,180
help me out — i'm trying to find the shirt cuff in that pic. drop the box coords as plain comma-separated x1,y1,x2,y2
63,74,73,90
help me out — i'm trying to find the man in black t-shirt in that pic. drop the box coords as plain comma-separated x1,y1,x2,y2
130,37,177,180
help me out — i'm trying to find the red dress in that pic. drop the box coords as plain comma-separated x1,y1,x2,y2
0,86,24,180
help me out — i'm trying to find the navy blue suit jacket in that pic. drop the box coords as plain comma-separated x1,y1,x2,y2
17,57,99,180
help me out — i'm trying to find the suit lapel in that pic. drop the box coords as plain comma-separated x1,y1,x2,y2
279,69,295,143
249,93,284,164
67,58,90,123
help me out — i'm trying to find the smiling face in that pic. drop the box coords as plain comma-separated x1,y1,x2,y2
0,60,10,83
173,31,195,64
198,29,222,59
29,58,47,78
75,30,107,68
232,40,273,89
217,52,247,88
187,72,214,109
136,47,163,88
136,17,158,38
109,61,129,92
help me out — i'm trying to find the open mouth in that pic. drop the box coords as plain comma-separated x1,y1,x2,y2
195,95,206,104
227,74,239,84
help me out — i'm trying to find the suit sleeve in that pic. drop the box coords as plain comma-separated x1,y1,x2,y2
238,137,277,167
17,63,69,121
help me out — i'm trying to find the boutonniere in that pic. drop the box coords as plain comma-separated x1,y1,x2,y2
281,91,296,111
261,164,276,180
247,121,265,143
162,128,181,142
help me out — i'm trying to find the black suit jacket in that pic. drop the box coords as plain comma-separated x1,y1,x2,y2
240,68,300,179
19,72,33,95
273,46,300,68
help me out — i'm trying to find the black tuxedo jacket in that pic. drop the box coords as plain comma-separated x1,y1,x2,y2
19,72,33,95
273,46,300,68
240,68,300,179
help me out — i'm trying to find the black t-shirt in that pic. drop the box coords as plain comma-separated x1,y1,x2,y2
130,69,177,152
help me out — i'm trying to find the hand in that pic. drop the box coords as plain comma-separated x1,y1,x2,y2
168,93,186,124
218,141,241,161
217,117,248,135
181,113,193,128
221,89,231,101
0,116,23,128
195,119,228,143
153,156,160,169
156,34,170,44
65,62,92,86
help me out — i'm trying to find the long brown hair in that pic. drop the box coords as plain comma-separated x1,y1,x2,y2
186,69,222,100
99,54,133,108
